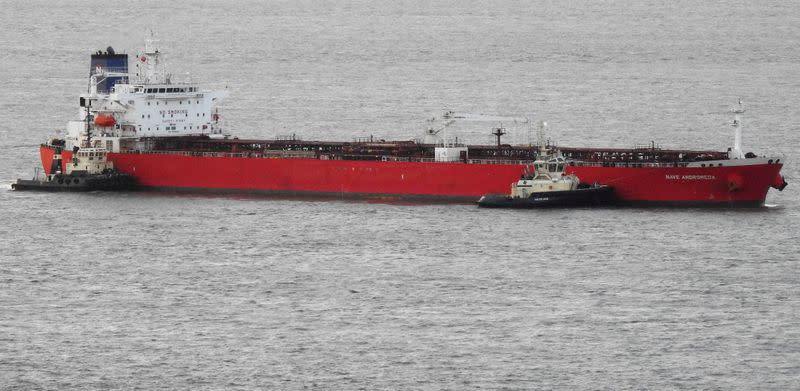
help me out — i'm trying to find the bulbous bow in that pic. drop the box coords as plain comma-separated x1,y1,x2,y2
771,174,788,191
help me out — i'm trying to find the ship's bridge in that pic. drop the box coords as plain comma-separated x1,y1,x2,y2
65,42,227,152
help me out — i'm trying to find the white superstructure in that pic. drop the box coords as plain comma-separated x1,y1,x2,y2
65,37,228,152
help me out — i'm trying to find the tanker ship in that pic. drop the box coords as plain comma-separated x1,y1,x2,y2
35,40,787,206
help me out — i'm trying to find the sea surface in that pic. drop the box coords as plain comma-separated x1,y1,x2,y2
1,0,799,389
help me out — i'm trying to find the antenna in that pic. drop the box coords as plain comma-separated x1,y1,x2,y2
537,121,547,152
731,99,745,159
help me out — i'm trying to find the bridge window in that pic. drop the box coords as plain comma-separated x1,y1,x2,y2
158,88,165,93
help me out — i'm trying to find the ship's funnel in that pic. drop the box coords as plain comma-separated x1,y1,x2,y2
90,49,128,93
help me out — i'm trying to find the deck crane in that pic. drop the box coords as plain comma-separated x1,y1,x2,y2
424,117,456,137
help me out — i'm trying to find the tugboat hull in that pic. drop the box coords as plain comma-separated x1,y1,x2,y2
477,185,614,208
12,172,138,192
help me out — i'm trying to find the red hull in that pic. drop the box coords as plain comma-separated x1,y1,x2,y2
566,164,780,206
40,146,783,205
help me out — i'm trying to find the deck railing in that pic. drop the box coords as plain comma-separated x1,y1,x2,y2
569,161,691,168
120,149,698,168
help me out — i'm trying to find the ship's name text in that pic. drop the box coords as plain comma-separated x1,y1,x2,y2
159,109,189,115
665,174,716,180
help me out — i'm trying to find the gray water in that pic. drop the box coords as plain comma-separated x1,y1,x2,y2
1,1,799,389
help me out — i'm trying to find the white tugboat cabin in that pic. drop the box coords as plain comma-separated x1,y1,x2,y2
510,156,580,198
66,147,113,175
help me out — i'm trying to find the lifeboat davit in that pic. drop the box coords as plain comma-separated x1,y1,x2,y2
94,114,116,127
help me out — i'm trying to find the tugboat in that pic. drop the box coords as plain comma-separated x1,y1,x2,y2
12,143,137,192
477,155,614,208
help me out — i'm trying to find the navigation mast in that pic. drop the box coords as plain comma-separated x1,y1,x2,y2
731,99,745,159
